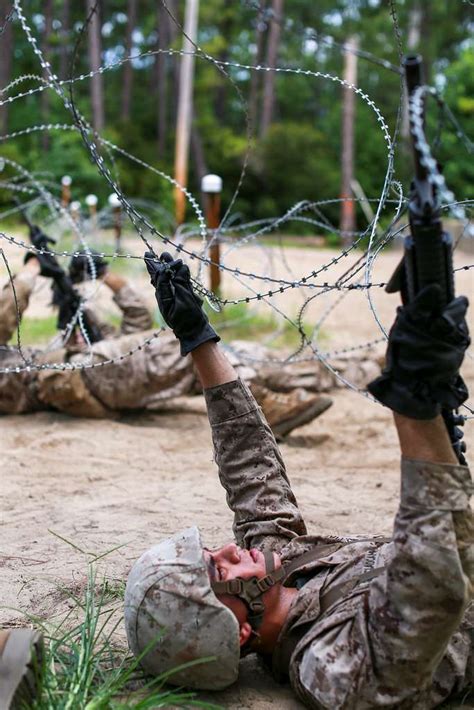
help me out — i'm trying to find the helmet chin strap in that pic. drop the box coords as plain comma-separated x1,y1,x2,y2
211,550,285,630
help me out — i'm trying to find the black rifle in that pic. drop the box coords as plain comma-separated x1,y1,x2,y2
51,272,103,344
386,54,467,465
14,198,56,247
15,200,103,344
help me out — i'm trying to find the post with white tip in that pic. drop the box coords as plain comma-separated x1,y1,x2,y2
85,194,98,228
108,193,122,253
201,174,222,295
70,200,81,224
61,175,72,208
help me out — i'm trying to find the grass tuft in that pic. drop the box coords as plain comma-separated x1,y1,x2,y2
206,301,318,349
10,316,58,346
24,565,221,710
12,533,222,710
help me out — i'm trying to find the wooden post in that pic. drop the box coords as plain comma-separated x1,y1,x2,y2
70,200,81,224
339,36,358,248
85,193,98,228
201,174,222,295
108,193,122,253
174,0,199,226
61,175,72,207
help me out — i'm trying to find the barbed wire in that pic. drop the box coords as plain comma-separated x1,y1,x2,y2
0,1,471,422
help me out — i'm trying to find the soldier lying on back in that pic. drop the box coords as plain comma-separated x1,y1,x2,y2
125,251,473,709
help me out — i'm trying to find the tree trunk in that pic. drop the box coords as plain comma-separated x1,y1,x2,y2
121,0,138,121
168,0,180,123
339,36,358,246
174,0,199,225
260,0,283,138
156,0,169,157
248,0,267,131
86,0,105,132
59,0,71,80
213,2,234,124
191,120,208,187
0,1,13,135
41,0,53,151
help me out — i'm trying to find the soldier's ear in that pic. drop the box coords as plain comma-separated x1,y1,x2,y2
239,621,252,647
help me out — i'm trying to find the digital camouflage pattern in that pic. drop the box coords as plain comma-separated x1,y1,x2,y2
0,271,379,417
124,526,241,690
204,378,473,709
0,272,195,415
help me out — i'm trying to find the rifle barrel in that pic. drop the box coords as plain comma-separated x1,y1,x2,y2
403,54,428,183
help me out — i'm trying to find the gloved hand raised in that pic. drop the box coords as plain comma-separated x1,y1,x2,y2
69,249,108,283
56,288,82,332
368,284,470,419
24,225,63,280
144,251,220,356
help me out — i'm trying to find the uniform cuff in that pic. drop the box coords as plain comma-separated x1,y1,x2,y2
204,378,257,426
401,457,473,511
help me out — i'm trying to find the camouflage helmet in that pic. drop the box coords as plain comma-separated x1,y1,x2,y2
124,526,241,690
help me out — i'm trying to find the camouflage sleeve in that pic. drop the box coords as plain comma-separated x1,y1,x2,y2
0,270,36,344
368,457,473,695
113,283,153,335
204,378,307,552
295,458,473,708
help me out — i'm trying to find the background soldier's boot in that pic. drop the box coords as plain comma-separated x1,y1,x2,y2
0,629,44,709
251,384,332,439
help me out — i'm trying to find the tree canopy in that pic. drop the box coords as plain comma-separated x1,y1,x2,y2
1,0,472,230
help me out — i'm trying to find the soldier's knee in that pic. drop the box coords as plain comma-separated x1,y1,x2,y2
37,368,112,418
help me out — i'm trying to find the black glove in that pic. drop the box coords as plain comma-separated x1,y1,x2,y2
69,249,108,284
144,250,220,356
56,287,82,331
24,225,63,280
368,284,470,419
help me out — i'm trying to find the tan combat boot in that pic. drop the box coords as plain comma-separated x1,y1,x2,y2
251,385,333,439
0,629,43,709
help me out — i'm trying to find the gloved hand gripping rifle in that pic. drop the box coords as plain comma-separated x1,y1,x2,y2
15,198,56,247
15,200,102,344
51,270,103,344
385,54,467,464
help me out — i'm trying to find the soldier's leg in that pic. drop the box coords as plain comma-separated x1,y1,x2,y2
36,354,112,418
249,383,332,439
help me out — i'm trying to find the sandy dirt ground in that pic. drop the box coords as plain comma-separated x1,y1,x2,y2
0,238,473,708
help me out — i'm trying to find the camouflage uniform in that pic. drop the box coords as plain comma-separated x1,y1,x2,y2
0,274,379,418
205,378,473,708
0,272,194,416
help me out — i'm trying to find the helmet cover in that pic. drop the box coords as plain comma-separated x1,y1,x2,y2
124,526,240,689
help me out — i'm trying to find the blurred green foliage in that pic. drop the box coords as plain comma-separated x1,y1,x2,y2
0,1,472,232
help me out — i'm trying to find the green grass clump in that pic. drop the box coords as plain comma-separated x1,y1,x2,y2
9,316,58,346
10,533,222,710
27,567,219,710
206,301,319,350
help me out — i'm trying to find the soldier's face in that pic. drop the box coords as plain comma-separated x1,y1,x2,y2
204,543,283,640
204,542,280,584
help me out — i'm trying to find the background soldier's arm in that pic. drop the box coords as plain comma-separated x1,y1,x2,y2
103,271,153,334
0,259,39,345
193,340,307,551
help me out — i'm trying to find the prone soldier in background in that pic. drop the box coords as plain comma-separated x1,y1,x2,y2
0,224,352,437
